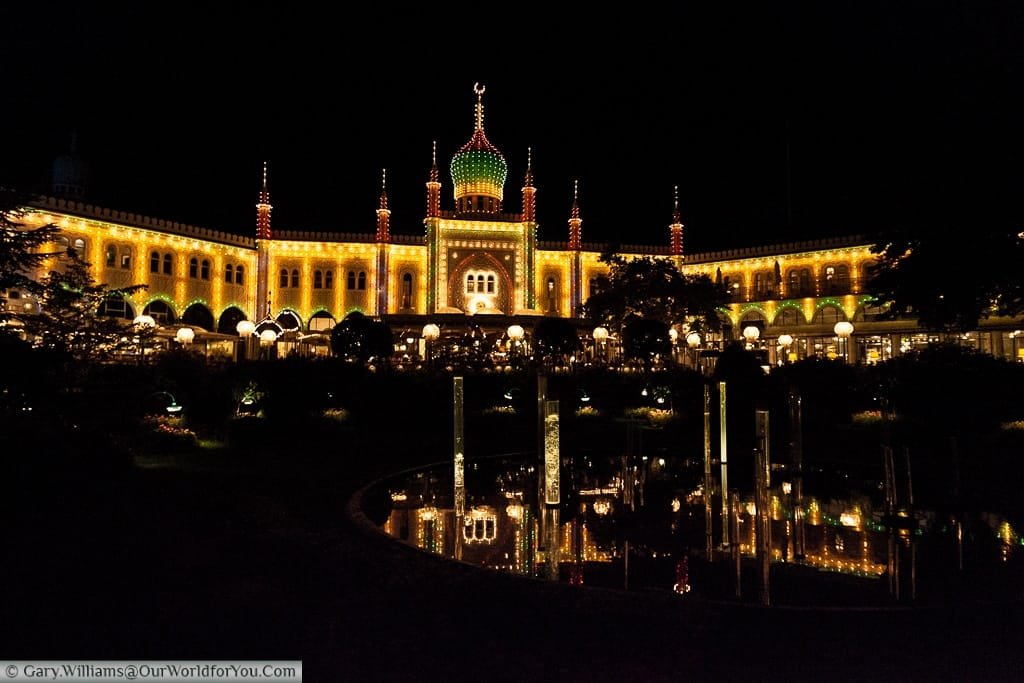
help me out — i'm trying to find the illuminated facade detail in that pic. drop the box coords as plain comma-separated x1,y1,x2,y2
454,376,465,519
450,83,508,213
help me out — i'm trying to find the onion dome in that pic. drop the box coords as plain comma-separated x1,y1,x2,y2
450,83,507,213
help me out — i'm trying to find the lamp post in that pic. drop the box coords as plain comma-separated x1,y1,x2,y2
236,319,256,361
834,321,854,363
686,331,701,372
175,327,195,346
259,328,278,360
507,324,525,369
422,323,440,366
742,325,760,350
133,314,156,364
778,333,794,365
592,326,608,365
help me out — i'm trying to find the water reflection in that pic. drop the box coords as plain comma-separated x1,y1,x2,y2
375,454,1024,602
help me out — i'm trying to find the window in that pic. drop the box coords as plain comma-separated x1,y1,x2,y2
815,305,842,325
225,264,234,283
402,272,412,308
72,239,85,257
163,253,173,275
825,265,850,294
291,269,299,288
789,269,811,296
755,272,770,296
324,269,332,289
775,308,802,327
105,245,116,267
357,271,366,290
235,265,244,285
189,258,198,279
466,274,475,293
486,274,495,293
347,271,356,290
120,248,131,269
150,251,160,273
546,277,556,311
313,270,323,289
280,269,289,288
200,259,210,280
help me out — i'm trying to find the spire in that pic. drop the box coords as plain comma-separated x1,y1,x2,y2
430,140,439,183
426,141,441,218
669,185,684,257
256,161,272,240
568,179,582,251
474,82,485,131
376,167,391,243
522,147,536,222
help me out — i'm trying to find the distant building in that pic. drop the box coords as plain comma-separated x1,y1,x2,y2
9,86,1024,364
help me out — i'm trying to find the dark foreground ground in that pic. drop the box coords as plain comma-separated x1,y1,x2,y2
3,437,1024,682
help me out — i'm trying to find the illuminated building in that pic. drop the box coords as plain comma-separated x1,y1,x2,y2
7,83,1024,363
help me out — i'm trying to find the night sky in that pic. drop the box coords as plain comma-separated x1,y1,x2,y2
3,3,1024,252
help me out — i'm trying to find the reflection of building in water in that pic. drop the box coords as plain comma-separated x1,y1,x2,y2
735,495,887,577
463,506,498,543
416,507,446,556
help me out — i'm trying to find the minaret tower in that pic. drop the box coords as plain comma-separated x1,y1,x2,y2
375,168,391,315
568,180,583,315
669,185,684,264
255,161,273,319
426,141,441,219
522,147,538,311
425,143,442,314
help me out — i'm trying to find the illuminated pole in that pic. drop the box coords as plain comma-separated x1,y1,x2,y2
789,390,805,560
453,376,465,561
703,384,714,558
544,399,561,581
755,409,771,606
719,381,730,547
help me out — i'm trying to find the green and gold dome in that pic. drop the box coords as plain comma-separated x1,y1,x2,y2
450,84,507,213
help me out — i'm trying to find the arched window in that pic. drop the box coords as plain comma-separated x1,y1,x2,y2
486,274,495,293
589,277,599,297
189,258,199,279
755,272,770,296
358,271,366,290
347,271,356,290
235,265,244,285
279,269,289,288
814,305,842,325
225,264,234,283
788,269,812,296
825,265,850,294
105,245,116,267
402,272,413,308
120,247,132,269
546,277,556,312
290,269,299,288
150,251,160,273
163,253,173,275
466,274,475,293
313,270,323,289
324,269,333,289
200,259,210,280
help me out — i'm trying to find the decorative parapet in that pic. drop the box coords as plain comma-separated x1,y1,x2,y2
28,195,255,248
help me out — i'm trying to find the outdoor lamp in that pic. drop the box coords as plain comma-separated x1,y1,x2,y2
176,327,195,345
236,319,256,336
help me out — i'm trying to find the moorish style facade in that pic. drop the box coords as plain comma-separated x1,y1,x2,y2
6,85,1024,365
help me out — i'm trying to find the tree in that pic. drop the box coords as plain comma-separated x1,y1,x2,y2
582,253,730,334
621,314,670,368
533,317,580,367
330,311,394,363
867,227,1024,332
0,189,61,295
28,251,147,362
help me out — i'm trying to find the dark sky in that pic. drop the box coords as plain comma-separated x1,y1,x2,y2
3,3,1024,252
